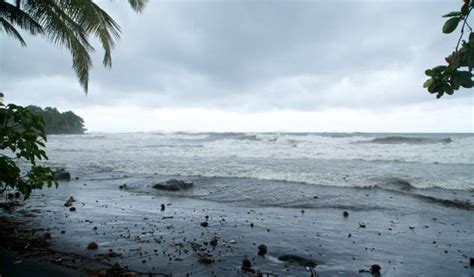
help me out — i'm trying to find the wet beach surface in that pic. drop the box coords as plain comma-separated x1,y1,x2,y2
1,171,473,276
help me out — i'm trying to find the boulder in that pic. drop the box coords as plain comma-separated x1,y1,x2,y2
257,244,267,256
153,179,193,191
54,168,71,181
241,258,254,273
278,255,317,268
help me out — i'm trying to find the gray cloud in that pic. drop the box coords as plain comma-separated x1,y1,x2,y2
1,0,471,115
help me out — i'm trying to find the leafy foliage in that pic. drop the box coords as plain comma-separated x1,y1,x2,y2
424,0,474,98
26,106,86,134
0,0,147,93
0,100,57,199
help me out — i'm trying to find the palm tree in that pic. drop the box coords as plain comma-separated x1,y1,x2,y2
0,0,146,93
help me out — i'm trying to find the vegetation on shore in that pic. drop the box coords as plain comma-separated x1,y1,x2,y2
26,106,86,135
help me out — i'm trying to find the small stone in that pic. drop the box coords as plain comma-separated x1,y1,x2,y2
409,226,415,230
161,204,165,211
343,211,349,217
69,207,76,212
200,222,208,227
470,257,474,266
359,223,366,228
210,237,218,247
241,258,254,272
197,253,215,264
250,223,254,228
370,264,381,275
7,193,14,199
14,192,20,198
87,241,98,250
258,244,267,256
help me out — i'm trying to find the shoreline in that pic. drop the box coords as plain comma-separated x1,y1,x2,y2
1,174,473,276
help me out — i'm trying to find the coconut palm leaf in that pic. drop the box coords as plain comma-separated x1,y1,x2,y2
0,0,43,45
2,0,146,93
128,0,147,13
0,17,25,45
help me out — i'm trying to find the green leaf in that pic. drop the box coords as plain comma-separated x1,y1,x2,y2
442,11,462,18
442,17,460,34
423,78,434,88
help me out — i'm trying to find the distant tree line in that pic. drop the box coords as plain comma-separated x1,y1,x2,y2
26,106,86,134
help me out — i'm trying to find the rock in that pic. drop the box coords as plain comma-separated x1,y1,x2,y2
470,257,474,266
210,237,218,247
54,168,71,181
197,253,215,264
7,193,14,199
14,192,20,198
257,244,267,256
118,184,127,190
278,255,317,268
241,258,254,273
161,204,166,211
370,264,381,275
343,211,349,217
409,226,415,230
64,196,75,207
69,207,76,212
200,222,208,227
153,179,194,191
87,241,98,250
359,223,366,228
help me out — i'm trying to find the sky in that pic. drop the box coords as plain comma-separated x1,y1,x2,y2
1,0,473,133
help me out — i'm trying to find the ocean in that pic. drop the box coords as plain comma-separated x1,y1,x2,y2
46,132,474,190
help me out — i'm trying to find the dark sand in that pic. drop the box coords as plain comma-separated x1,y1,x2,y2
1,172,473,276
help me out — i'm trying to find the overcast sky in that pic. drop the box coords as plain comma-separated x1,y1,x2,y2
1,0,473,132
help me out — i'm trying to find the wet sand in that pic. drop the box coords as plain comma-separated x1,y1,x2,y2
1,172,473,276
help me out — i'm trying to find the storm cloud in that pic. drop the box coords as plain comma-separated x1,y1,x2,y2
0,0,472,132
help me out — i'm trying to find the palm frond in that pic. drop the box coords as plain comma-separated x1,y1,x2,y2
128,0,147,13
24,0,93,92
0,0,43,35
0,17,26,45
64,0,121,67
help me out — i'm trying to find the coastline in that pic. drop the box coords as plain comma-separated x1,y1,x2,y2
1,173,473,276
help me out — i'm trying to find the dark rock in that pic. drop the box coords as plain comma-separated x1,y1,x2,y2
64,196,75,207
118,184,127,190
257,244,267,256
69,207,76,212
210,237,218,247
161,204,166,211
370,264,381,275
14,192,20,198
278,255,317,268
359,223,366,228
343,211,349,217
153,179,194,191
87,241,98,250
200,222,208,227
7,193,14,199
241,258,254,273
54,168,71,181
470,257,474,266
197,253,215,264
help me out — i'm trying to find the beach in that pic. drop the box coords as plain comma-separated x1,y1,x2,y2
1,132,473,276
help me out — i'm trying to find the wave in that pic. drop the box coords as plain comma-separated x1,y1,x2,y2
363,136,452,144
376,177,473,210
